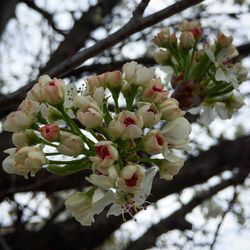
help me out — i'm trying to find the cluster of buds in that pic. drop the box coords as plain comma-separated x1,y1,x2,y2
2,62,191,226
2,21,246,226
153,20,247,124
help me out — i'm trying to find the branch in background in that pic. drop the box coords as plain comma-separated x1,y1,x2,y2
132,0,150,17
0,0,204,118
209,187,238,250
23,0,66,36
126,169,249,250
2,136,250,249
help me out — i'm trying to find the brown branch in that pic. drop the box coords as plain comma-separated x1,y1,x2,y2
133,0,150,17
0,0,204,118
126,169,249,250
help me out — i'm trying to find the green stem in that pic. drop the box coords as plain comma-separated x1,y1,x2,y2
45,152,61,156
39,138,57,148
48,157,87,165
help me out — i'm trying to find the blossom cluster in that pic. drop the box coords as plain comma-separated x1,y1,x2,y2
153,20,247,124
2,62,191,225
2,20,247,226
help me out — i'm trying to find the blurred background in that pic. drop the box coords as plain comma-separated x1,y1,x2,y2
0,0,250,249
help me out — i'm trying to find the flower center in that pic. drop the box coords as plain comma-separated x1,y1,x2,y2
190,28,202,38
152,85,163,92
123,117,136,127
96,145,111,159
49,81,56,86
156,135,164,146
125,174,138,187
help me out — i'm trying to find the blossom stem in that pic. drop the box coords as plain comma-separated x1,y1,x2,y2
48,157,87,165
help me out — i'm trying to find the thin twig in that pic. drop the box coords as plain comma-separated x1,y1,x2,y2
209,187,239,250
133,0,150,17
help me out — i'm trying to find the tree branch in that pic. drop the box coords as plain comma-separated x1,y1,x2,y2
132,0,150,17
0,0,204,118
126,169,249,250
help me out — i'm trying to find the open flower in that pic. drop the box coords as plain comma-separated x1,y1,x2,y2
65,189,95,226
143,129,166,154
86,166,118,190
159,154,184,180
90,141,118,175
2,147,46,178
39,124,60,141
57,132,83,156
108,111,143,140
123,61,155,86
137,102,161,127
162,117,191,149
118,164,145,193
158,98,185,121
142,78,167,103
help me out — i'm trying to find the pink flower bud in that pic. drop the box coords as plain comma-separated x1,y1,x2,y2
39,124,60,141
58,132,83,156
118,164,145,193
137,102,161,127
100,70,123,90
41,77,66,105
143,129,165,154
158,98,185,121
142,78,167,103
90,141,118,175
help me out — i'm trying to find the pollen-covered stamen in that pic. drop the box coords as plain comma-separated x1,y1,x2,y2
156,135,164,146
123,117,136,127
152,85,163,92
96,145,111,159
125,174,138,187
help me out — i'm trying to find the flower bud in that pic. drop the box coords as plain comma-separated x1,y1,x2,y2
12,129,38,147
122,61,155,86
77,107,103,129
86,75,105,94
39,124,60,141
158,98,185,121
65,190,95,226
162,117,191,149
154,49,172,65
57,132,83,156
2,147,46,178
137,102,161,127
86,166,118,189
90,141,118,175
143,130,165,154
41,77,66,105
159,154,184,180
235,63,248,82
18,99,40,116
118,164,145,193
217,32,233,48
180,31,195,49
142,78,167,103
103,70,123,90
178,20,202,38
3,110,35,132
153,27,171,47
26,75,50,102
